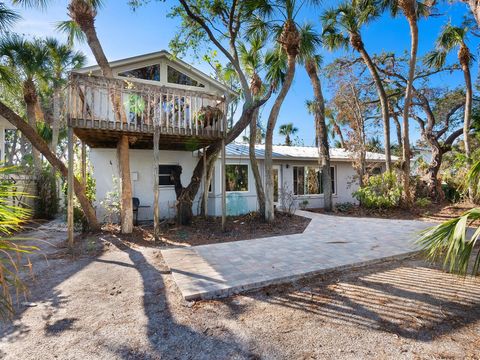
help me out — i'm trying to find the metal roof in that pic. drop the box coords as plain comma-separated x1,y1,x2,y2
225,143,397,162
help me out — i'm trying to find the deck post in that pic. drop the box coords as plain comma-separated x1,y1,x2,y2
153,124,160,241
221,137,226,231
117,135,133,234
67,126,74,247
81,141,87,187
203,147,208,217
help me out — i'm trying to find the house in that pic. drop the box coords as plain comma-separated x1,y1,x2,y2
90,143,388,221
65,50,390,226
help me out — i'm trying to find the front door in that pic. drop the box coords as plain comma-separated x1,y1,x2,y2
273,165,282,205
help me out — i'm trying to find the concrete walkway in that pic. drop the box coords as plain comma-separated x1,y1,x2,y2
161,211,433,300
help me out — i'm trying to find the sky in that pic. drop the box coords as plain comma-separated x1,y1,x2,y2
9,0,479,147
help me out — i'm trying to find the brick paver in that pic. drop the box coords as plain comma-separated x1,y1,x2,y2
161,211,432,300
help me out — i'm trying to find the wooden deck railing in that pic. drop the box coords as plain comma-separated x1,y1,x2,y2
66,73,227,137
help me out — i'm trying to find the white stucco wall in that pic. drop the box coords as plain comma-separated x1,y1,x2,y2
90,148,207,222
90,148,375,222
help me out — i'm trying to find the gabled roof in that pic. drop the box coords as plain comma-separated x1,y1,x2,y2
225,143,396,162
74,50,236,96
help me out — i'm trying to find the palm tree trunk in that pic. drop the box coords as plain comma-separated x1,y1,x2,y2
0,100,100,230
72,4,132,232
357,46,391,171
250,108,265,216
462,61,473,199
50,87,61,153
265,55,296,223
23,96,41,173
402,15,418,205
305,59,332,211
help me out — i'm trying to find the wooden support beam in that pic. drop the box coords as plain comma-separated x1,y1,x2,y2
203,147,208,218
117,135,133,234
81,141,87,187
67,126,74,247
221,137,226,231
153,125,160,241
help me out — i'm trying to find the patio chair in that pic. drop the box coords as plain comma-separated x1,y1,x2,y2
132,197,140,225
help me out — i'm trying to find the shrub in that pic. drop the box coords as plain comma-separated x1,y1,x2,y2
100,177,121,224
335,202,355,212
279,185,297,216
415,197,432,208
0,167,36,318
299,199,309,210
353,171,402,209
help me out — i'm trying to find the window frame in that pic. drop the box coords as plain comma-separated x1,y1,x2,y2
225,163,249,193
293,164,337,197
117,63,161,83
166,64,205,88
158,164,180,188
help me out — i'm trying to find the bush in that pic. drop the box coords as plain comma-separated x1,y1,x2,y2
354,171,402,209
279,185,297,216
100,177,121,224
34,169,59,220
299,199,309,210
335,202,355,212
415,197,431,208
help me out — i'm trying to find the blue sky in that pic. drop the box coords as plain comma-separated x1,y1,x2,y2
10,0,478,146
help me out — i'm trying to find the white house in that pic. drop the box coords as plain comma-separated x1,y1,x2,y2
90,143,388,221
65,50,390,222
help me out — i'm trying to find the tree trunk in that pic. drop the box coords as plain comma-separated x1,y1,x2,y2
117,135,133,233
250,108,266,216
392,111,403,152
465,0,480,26
461,60,473,199
200,152,217,217
23,80,41,173
0,101,99,229
305,59,332,212
50,87,61,153
265,55,297,223
357,45,392,171
402,15,418,205
426,137,444,201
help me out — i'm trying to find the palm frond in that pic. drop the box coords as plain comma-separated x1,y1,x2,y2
416,208,480,275
423,49,447,69
56,20,86,47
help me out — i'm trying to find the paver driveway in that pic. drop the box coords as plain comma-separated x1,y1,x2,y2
161,211,433,300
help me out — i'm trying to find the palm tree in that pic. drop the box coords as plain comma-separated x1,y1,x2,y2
278,122,298,146
305,74,333,211
416,159,480,275
321,0,392,172
0,35,49,173
247,0,305,223
45,37,86,153
239,35,267,216
424,23,473,198
379,0,431,205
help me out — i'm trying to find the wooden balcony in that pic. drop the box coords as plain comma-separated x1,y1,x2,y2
66,73,227,150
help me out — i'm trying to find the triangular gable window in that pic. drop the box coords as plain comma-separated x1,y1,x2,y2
167,66,205,88
118,64,160,82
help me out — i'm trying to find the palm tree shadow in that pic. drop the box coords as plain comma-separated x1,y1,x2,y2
106,237,257,359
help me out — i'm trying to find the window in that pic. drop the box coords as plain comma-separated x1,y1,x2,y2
118,64,160,82
167,66,205,87
158,165,180,186
293,166,335,195
225,164,248,192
